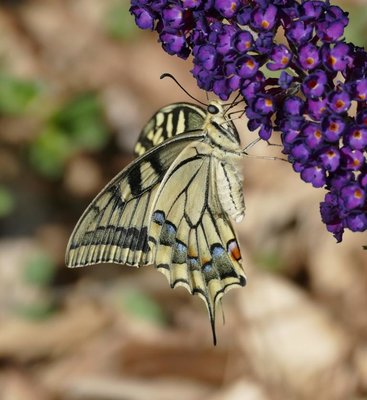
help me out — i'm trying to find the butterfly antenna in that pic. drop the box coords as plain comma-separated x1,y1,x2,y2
225,109,246,122
242,138,288,162
224,93,241,114
160,73,208,107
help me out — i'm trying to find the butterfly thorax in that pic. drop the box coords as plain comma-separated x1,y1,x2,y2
203,100,241,154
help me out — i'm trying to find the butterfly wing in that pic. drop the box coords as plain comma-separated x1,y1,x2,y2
66,132,205,268
134,103,206,157
149,141,246,344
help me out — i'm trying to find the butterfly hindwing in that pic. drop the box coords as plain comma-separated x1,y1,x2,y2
134,103,206,157
149,141,246,343
66,133,205,268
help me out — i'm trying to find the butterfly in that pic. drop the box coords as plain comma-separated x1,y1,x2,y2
65,99,247,344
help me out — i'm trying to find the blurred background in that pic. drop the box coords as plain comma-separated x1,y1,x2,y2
0,1,367,399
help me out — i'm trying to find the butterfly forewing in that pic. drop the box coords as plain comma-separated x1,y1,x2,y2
134,103,206,157
66,133,204,268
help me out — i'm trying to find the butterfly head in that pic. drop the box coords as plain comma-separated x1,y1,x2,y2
205,100,241,151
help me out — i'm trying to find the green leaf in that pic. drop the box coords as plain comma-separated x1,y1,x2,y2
50,93,108,151
29,126,74,178
0,186,15,218
254,251,285,273
121,290,167,325
0,72,41,115
105,1,139,39
15,300,55,320
29,93,108,178
23,252,56,287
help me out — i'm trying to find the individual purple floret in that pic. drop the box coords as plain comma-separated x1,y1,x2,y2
267,45,292,71
130,0,367,243
251,4,278,32
299,43,321,70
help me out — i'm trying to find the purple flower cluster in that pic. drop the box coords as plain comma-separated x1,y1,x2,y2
130,0,367,242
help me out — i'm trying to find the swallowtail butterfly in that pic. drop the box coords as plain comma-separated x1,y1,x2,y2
66,100,247,344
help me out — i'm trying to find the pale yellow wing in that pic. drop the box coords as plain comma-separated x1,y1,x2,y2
134,103,206,157
66,133,204,268
149,141,246,344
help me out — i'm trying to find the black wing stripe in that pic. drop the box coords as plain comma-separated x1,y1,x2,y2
134,103,206,157
149,152,164,176
83,190,126,265
129,190,152,261
128,163,143,197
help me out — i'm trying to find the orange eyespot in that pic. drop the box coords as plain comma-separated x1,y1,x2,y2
228,240,241,261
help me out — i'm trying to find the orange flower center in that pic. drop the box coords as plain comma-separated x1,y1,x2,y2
330,122,339,132
353,130,362,139
308,79,318,89
335,100,345,109
281,56,289,65
246,59,255,69
306,57,314,65
314,130,322,139
328,55,337,66
265,98,273,107
261,20,270,29
354,189,363,199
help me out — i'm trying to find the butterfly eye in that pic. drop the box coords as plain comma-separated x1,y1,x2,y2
208,104,220,115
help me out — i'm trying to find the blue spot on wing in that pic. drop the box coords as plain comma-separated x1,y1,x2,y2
211,245,225,259
152,210,165,225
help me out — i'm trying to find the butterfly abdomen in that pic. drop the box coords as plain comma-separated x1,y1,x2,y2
216,160,245,223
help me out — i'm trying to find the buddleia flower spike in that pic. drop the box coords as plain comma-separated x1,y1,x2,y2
130,0,367,244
